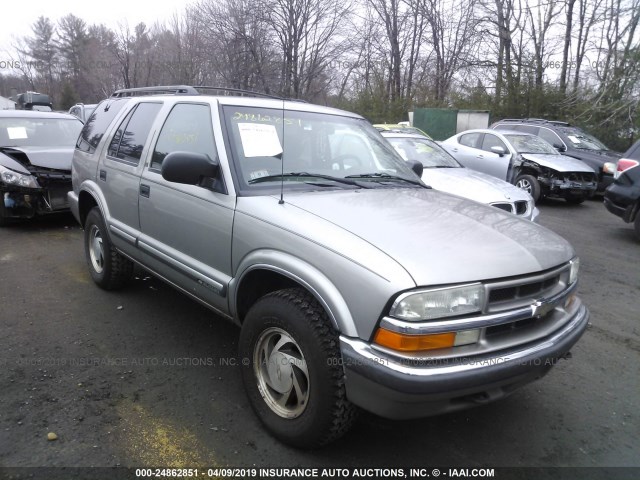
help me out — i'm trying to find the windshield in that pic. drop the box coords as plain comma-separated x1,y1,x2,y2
504,134,558,155
0,117,83,147
562,130,609,151
385,137,460,168
223,106,421,192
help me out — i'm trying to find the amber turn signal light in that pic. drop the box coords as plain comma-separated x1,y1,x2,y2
373,328,456,352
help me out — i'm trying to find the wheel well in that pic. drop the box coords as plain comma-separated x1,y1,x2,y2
516,169,539,179
235,269,307,323
78,191,98,228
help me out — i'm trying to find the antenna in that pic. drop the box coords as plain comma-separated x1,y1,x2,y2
279,98,285,205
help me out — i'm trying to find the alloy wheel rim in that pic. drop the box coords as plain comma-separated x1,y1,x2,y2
516,179,532,193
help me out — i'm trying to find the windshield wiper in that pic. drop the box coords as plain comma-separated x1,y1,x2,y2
248,172,368,187
344,172,426,187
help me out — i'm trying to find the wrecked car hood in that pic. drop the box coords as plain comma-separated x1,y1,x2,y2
520,153,594,173
0,146,75,171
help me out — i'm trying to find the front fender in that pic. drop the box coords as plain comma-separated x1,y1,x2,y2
230,250,359,337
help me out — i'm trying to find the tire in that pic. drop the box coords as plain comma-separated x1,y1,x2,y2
84,207,133,290
515,174,541,202
565,197,586,205
239,288,356,448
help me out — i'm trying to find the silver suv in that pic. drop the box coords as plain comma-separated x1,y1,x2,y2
69,86,589,448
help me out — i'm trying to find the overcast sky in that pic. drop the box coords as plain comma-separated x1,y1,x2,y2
0,0,191,56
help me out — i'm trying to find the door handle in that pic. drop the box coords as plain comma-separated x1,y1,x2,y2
99,169,107,181
140,184,150,198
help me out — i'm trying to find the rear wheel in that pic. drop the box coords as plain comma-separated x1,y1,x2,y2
515,174,541,202
239,288,356,448
84,207,133,290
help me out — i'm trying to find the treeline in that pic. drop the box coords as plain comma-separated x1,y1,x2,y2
1,0,638,150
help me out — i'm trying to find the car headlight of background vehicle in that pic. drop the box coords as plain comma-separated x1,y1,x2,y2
389,283,485,321
0,164,39,189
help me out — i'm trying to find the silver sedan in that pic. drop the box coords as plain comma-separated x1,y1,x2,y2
440,129,597,203
382,132,539,221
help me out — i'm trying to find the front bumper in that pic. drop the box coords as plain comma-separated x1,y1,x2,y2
539,177,597,199
340,302,589,419
1,185,70,219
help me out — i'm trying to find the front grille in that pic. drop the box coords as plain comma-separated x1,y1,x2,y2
514,200,528,215
488,274,561,307
492,202,513,213
561,172,596,183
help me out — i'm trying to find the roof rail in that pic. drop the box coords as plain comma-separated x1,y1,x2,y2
110,85,306,102
498,118,572,127
111,85,198,97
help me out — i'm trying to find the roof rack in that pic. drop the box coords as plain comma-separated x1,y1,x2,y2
111,85,304,102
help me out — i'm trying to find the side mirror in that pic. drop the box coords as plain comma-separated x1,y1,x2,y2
554,143,566,152
407,159,424,177
161,151,219,185
490,146,506,156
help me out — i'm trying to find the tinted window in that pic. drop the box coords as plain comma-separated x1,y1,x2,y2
76,99,128,154
151,103,216,171
539,128,563,147
481,134,507,153
107,103,162,165
459,132,481,148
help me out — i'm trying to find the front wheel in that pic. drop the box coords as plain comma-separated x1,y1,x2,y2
239,288,356,448
515,174,541,202
84,207,133,290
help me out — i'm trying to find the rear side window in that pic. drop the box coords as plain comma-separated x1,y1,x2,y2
76,99,128,154
150,103,216,171
107,102,162,165
459,132,481,148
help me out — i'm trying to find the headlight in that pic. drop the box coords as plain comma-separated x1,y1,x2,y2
569,257,580,285
0,164,39,188
390,283,485,321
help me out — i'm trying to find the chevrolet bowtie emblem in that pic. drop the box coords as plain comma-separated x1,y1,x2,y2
530,299,556,318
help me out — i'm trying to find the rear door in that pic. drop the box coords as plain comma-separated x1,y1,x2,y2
137,102,234,314
449,132,483,168
98,101,163,257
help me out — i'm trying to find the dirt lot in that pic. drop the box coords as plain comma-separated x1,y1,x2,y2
0,198,638,475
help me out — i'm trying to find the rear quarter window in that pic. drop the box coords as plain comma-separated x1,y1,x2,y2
76,99,128,154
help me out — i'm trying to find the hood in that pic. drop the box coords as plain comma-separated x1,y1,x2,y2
0,146,74,171
0,150,31,174
520,153,594,173
257,188,574,286
564,149,622,165
423,167,531,204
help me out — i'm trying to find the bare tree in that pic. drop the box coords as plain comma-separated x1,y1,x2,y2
413,0,478,104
